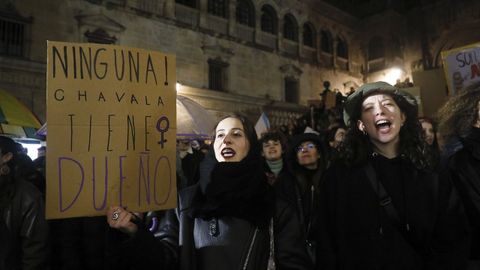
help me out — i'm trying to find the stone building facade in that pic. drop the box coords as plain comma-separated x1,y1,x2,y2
1,0,479,127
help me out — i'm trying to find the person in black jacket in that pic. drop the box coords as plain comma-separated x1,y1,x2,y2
106,113,313,270
0,136,49,270
317,81,470,270
273,132,327,268
439,82,480,269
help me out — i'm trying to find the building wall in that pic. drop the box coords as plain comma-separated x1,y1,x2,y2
2,0,479,126
358,0,480,83
1,0,364,125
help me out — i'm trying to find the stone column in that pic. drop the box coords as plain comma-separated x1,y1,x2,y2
333,38,338,68
164,0,175,19
298,25,303,57
199,0,208,28
228,0,236,37
316,30,322,64
254,10,262,44
277,17,283,52
347,40,352,72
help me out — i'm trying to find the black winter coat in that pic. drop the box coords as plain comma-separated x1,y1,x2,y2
448,128,480,259
49,216,109,270
179,150,204,188
0,179,49,270
275,166,322,266
317,155,470,270
110,185,313,270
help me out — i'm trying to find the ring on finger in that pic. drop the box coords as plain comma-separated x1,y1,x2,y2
112,210,120,221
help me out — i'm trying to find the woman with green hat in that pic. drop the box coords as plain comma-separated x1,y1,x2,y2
316,81,470,269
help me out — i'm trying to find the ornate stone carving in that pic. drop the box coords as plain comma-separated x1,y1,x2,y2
201,44,234,61
279,63,302,77
75,13,126,33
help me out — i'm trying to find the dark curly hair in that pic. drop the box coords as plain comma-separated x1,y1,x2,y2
260,130,287,152
438,81,480,142
340,90,433,170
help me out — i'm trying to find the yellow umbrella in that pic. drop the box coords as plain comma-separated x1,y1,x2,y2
0,89,41,138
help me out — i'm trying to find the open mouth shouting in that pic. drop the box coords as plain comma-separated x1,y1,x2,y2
375,119,392,133
221,148,236,159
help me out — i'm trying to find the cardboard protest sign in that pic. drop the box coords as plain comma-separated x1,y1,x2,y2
441,42,480,95
46,41,176,219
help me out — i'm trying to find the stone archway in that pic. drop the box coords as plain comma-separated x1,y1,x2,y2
432,20,480,68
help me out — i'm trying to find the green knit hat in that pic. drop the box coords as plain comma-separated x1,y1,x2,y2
343,81,418,125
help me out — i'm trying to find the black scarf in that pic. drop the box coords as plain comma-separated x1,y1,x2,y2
188,151,274,228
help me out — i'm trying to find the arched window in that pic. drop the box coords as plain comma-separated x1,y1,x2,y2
303,23,315,47
320,30,332,53
85,28,117,44
368,36,385,60
337,37,348,59
284,77,299,103
176,0,196,8
208,58,229,91
0,20,25,56
0,10,31,57
208,0,227,18
260,5,277,34
283,14,298,41
392,37,402,59
236,0,254,27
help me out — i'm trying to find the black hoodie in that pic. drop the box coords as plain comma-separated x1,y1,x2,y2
317,155,470,270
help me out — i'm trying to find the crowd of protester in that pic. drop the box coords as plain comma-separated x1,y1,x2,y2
1,80,480,269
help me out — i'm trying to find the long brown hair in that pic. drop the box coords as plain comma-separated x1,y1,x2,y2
438,82,480,142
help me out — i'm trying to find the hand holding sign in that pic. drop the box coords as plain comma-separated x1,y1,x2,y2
106,206,138,236
46,41,177,219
